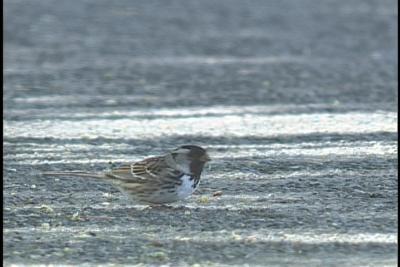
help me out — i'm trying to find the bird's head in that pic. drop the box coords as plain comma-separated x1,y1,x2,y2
169,145,211,174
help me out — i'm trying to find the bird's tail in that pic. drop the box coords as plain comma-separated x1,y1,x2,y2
42,171,105,179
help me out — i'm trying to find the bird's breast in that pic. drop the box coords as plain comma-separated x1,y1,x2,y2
177,174,199,199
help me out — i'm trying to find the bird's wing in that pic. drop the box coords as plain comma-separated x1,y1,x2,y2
106,156,182,184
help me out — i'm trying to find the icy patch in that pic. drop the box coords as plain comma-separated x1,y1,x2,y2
4,111,397,140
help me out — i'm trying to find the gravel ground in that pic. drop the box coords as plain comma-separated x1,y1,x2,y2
4,0,398,266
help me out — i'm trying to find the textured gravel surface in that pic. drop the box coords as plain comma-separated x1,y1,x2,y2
4,0,398,266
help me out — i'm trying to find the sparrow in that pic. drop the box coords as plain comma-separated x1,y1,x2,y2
43,145,211,204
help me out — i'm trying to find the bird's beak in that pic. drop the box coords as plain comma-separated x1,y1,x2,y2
200,153,211,162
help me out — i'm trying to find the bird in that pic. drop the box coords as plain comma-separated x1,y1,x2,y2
43,145,211,204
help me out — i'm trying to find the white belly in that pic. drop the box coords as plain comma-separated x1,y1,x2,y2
177,174,198,199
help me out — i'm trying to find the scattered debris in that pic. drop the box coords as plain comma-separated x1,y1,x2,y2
198,196,210,204
41,223,51,230
147,251,168,261
88,232,97,237
39,205,54,214
70,211,83,221
212,191,223,197
149,240,163,247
